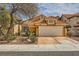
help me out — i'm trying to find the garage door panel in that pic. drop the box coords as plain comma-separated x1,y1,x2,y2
39,26,64,36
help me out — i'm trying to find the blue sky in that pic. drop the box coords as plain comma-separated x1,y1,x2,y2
18,3,79,20
38,3,79,16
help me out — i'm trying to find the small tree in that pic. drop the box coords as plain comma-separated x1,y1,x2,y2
0,6,11,36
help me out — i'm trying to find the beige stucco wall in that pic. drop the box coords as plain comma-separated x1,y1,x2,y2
38,26,64,36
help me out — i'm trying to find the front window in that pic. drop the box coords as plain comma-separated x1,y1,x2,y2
48,19,55,25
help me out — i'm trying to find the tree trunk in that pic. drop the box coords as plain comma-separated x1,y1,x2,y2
7,13,14,35
0,26,4,36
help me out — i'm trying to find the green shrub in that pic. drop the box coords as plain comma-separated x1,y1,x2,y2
5,34,16,41
0,36,5,41
26,31,37,43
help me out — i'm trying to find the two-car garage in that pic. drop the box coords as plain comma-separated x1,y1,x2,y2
38,26,65,36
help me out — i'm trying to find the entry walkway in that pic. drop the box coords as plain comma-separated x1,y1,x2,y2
0,37,79,51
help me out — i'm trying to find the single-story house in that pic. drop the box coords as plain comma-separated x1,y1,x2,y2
22,15,68,37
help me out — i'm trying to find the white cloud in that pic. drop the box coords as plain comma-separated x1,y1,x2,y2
38,3,79,16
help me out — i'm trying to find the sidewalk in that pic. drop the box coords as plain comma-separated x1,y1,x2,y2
0,44,79,51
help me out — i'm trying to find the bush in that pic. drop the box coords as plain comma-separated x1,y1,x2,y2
26,31,37,43
5,34,16,42
0,36,5,41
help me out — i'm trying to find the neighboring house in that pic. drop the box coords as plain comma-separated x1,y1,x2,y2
61,13,79,25
13,16,23,35
61,13,79,36
22,15,67,36
14,24,22,35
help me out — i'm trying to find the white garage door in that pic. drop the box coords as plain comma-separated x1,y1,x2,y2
38,26,64,36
